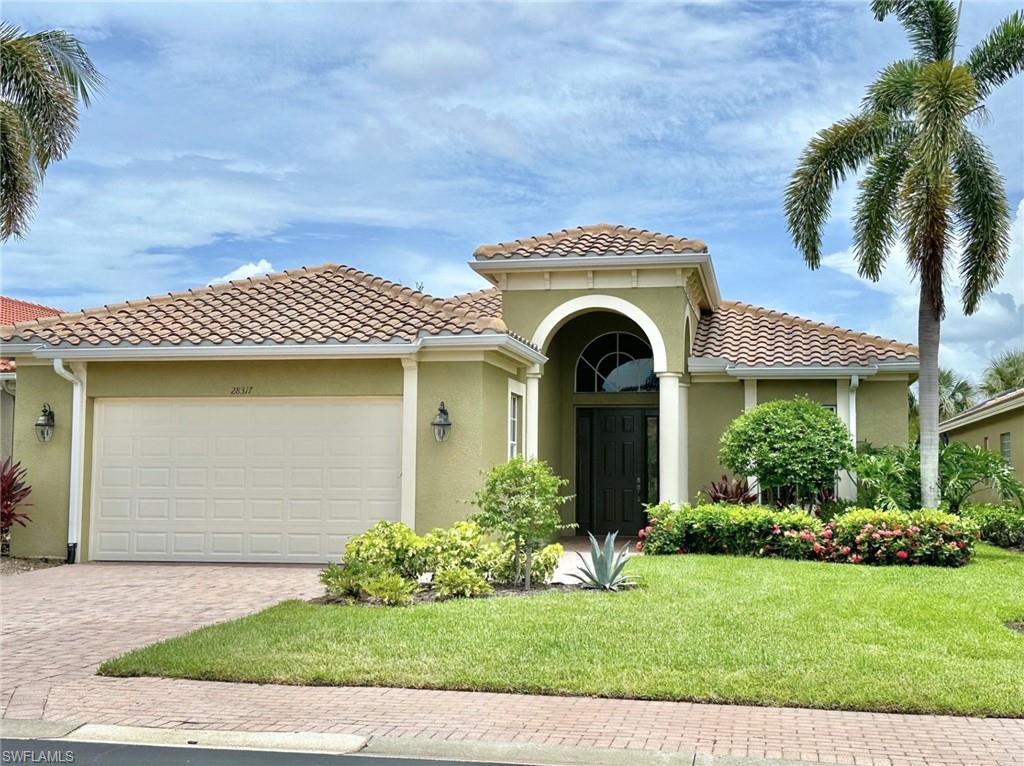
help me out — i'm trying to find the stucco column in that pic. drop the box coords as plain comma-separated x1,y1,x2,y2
658,372,681,504
836,378,856,500
526,369,541,459
679,380,689,503
400,359,418,528
743,378,758,497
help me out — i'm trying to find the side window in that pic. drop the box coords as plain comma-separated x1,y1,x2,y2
1001,432,1012,462
508,392,522,458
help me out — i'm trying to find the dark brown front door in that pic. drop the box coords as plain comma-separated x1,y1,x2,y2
576,408,657,536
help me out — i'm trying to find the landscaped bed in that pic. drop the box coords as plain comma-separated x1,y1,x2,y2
100,543,1024,717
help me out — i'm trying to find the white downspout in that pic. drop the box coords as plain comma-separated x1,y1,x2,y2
52,359,86,563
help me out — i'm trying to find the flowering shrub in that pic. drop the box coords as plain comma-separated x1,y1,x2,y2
639,504,977,567
961,503,1024,549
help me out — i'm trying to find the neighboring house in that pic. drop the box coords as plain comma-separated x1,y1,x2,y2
940,386,1023,503
0,297,63,461
0,224,918,563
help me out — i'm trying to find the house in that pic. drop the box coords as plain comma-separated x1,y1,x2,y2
0,297,63,461
0,224,918,563
940,386,1023,502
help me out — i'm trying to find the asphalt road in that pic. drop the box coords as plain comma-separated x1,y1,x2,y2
0,738,508,766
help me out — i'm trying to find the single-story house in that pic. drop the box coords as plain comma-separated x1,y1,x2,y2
940,386,1023,502
0,224,918,563
0,297,63,461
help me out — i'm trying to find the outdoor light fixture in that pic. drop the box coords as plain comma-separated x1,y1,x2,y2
431,401,452,442
35,403,55,443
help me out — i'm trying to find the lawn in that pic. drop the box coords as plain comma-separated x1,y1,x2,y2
100,544,1024,717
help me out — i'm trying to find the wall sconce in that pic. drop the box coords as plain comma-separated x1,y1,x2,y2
431,401,452,442
35,403,55,443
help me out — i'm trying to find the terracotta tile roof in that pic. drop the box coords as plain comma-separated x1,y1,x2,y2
447,288,502,317
473,223,707,260
0,265,509,349
1,297,63,372
940,386,1024,429
692,301,918,368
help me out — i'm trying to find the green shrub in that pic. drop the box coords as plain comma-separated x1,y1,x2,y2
962,503,1024,548
433,566,494,600
423,521,489,573
319,562,365,600
342,521,426,579
482,542,563,586
362,571,419,606
719,398,853,507
830,509,977,566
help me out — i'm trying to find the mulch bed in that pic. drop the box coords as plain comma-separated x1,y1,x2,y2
1007,621,1024,635
0,558,64,577
314,582,581,607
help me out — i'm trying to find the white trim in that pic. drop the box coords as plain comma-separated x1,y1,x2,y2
940,391,1024,432
531,295,670,373
836,379,855,500
507,378,526,459
52,359,86,563
657,372,681,504
525,372,541,459
401,359,418,528
0,372,15,381
6,333,547,366
688,359,919,378
678,380,689,502
743,379,758,494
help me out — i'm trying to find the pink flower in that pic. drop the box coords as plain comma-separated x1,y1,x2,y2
896,550,908,560
822,528,833,540
636,541,644,552
850,554,863,564
812,542,823,554
841,546,851,555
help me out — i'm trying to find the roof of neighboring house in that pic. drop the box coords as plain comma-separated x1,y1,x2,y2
0,265,509,349
940,386,1024,432
1,297,64,372
691,300,919,369
473,223,707,260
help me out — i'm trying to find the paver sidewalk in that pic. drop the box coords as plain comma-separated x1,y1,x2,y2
2,563,1022,766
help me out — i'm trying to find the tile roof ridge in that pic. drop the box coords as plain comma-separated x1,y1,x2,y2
473,223,707,258
718,300,918,353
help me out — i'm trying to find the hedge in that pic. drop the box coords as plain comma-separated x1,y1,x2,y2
962,503,1024,549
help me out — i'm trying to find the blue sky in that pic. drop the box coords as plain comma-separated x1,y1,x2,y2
2,0,1022,379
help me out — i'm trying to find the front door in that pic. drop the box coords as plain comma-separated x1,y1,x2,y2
576,408,657,536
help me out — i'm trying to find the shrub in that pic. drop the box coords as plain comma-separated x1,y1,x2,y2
362,571,419,606
704,475,757,505
342,521,426,580
830,509,977,567
319,562,365,600
482,542,563,586
1,458,33,538
719,398,853,507
472,456,573,589
962,503,1024,549
433,566,493,600
940,442,1024,512
422,520,489,574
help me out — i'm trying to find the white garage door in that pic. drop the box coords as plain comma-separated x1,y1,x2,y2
90,398,402,562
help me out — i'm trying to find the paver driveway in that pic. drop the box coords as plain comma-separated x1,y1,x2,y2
0,562,321,718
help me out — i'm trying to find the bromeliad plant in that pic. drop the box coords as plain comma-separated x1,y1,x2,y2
568,531,635,591
704,475,758,505
1,458,33,541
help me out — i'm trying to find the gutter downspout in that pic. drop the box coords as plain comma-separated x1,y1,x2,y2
52,359,86,564
849,374,860,447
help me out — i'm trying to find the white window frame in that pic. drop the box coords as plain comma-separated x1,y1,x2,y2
508,379,526,459
1001,432,1012,462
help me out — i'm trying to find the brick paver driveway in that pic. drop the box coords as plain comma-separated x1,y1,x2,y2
2,563,1023,766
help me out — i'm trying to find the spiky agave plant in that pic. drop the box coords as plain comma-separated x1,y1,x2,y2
568,531,635,591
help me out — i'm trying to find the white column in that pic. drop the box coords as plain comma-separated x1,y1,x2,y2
849,374,859,447
836,378,856,500
679,380,690,503
400,359,418,528
526,369,541,459
658,372,681,503
743,378,758,496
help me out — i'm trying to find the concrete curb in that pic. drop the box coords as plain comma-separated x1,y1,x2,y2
0,719,84,740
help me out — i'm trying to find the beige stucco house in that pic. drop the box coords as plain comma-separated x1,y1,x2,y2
0,224,918,564
941,387,1023,503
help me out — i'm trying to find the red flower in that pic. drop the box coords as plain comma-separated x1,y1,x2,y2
896,550,908,560
636,541,644,552
841,546,851,555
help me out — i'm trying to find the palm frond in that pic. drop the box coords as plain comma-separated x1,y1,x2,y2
912,60,976,178
785,112,892,268
872,0,959,62
853,125,914,281
979,348,1024,396
965,10,1024,98
864,60,922,116
0,102,37,240
952,131,1011,315
32,28,105,107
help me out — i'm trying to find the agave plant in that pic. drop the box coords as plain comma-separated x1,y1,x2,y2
568,531,635,591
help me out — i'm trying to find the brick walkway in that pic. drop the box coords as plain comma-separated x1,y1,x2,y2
2,563,1022,765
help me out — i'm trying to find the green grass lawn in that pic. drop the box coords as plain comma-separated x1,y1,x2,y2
100,544,1024,717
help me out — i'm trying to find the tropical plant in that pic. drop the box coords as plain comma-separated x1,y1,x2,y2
362,571,419,606
433,566,493,600
962,502,1024,548
471,456,573,589
0,23,103,239
704,474,758,505
568,531,635,591
940,441,1024,512
1,458,32,538
979,348,1024,396
719,398,854,508
341,520,425,580
937,368,976,418
784,0,1024,509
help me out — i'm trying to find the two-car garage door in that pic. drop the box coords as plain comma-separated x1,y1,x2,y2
90,398,402,563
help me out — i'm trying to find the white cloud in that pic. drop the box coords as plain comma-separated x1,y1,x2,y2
211,259,275,285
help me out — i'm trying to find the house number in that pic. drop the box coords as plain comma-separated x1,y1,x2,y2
230,386,254,395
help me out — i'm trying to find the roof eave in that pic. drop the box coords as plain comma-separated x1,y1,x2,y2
688,358,919,378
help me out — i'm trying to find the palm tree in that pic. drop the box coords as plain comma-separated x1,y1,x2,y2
937,367,975,418
0,22,102,240
784,1,1023,508
980,348,1024,397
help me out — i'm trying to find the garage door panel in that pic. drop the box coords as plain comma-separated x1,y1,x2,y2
91,398,403,563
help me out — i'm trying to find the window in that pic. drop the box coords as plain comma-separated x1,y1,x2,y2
1001,432,1012,462
983,436,990,450
575,332,657,393
508,393,522,458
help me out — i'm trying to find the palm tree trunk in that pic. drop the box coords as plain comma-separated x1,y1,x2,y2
918,286,942,509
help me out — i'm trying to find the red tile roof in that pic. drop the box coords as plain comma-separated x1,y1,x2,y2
473,223,707,260
1,297,63,372
692,301,918,368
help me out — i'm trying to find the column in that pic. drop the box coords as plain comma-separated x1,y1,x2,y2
526,369,541,459
658,372,681,503
400,359,418,528
836,378,856,500
743,378,758,497
679,380,690,503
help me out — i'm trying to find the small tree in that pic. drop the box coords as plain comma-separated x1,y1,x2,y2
471,456,572,590
719,398,854,508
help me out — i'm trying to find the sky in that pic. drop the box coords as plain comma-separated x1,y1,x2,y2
2,0,1022,381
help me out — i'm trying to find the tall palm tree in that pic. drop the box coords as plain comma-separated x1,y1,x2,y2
980,348,1024,396
0,22,102,240
937,367,975,418
784,1,1023,508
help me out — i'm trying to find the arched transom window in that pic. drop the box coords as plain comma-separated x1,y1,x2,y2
575,332,657,393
